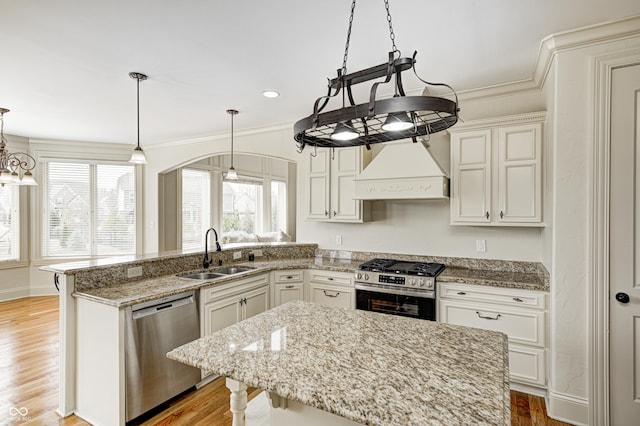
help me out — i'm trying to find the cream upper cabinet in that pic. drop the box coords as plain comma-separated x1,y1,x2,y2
305,147,371,222
450,112,544,226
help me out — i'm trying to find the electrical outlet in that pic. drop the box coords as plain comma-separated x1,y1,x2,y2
253,249,263,257
336,235,342,245
476,239,486,253
127,266,142,278
233,251,242,260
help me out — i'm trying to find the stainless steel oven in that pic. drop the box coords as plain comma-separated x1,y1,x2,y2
354,258,444,321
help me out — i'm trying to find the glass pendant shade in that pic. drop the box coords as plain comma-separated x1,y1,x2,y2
226,166,238,180
331,121,359,141
381,111,414,131
20,171,37,185
129,146,147,164
0,169,15,184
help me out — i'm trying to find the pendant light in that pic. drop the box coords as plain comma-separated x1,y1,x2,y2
293,0,459,152
0,108,38,186
128,72,148,164
225,109,238,180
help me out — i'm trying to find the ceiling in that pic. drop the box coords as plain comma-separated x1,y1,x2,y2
1,0,638,146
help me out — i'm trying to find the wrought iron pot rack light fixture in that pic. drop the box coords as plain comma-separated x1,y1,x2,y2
0,108,37,186
293,0,459,152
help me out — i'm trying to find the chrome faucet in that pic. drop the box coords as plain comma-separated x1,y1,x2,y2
203,227,221,269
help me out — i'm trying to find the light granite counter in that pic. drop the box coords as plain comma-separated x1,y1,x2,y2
168,300,510,426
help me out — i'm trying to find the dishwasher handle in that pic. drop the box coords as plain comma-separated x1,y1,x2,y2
132,294,195,320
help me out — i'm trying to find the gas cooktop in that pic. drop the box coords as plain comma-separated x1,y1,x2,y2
358,258,445,277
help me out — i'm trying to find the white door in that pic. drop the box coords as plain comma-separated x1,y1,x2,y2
610,63,640,424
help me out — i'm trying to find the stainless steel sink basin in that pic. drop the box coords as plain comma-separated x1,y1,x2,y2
211,266,253,275
178,271,227,280
178,266,253,280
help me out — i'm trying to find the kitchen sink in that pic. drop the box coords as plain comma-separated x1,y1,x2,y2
178,266,254,280
178,271,227,280
211,266,253,275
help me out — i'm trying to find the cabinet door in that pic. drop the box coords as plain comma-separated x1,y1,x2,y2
306,149,330,220
274,283,305,307
202,295,242,336
309,283,353,309
242,285,270,320
450,130,492,223
498,123,542,223
330,147,361,221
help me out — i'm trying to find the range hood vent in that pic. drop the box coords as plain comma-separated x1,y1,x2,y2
354,141,449,200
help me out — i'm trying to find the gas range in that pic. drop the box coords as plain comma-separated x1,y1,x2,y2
354,258,445,294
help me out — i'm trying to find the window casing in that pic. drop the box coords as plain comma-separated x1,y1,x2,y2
42,161,137,258
0,185,19,261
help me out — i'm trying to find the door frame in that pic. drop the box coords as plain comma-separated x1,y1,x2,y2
590,50,640,426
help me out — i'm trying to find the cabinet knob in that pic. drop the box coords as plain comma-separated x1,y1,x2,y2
485,211,490,219
328,277,334,281
325,210,329,216
457,291,466,295
333,210,337,217
616,292,630,304
500,211,504,219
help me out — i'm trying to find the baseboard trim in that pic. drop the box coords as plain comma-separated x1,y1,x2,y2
30,287,59,297
0,287,29,302
546,390,589,426
510,382,547,397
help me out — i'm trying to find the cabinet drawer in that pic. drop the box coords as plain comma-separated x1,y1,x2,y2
439,299,545,347
201,273,269,303
440,282,546,309
273,269,304,284
307,270,353,287
509,344,546,386
309,283,353,309
274,282,305,307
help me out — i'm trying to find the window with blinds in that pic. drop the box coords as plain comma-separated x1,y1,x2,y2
0,185,19,261
182,168,210,250
42,162,136,257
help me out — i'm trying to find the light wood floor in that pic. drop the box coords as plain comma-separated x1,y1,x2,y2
1,296,572,425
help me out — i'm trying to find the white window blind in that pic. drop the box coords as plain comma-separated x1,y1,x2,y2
270,180,287,232
0,185,19,261
43,161,136,257
182,168,210,250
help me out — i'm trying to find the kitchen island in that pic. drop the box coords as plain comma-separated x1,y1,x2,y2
168,300,510,426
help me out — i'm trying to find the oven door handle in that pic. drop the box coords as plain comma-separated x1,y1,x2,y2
355,283,435,299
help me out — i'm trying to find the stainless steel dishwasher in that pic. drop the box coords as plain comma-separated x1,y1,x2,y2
124,290,201,422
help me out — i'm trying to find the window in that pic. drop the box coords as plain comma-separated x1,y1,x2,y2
182,168,210,250
222,180,263,234
42,162,136,257
0,185,19,261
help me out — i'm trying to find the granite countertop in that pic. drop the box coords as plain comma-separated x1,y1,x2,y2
73,256,548,308
168,300,510,426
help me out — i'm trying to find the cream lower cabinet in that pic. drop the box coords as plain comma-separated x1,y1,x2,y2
272,269,305,307
307,270,355,309
438,282,547,394
201,273,270,337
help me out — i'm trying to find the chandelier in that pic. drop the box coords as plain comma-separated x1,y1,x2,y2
294,0,459,152
0,108,37,186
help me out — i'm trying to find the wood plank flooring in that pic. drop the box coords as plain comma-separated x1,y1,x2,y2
1,296,572,425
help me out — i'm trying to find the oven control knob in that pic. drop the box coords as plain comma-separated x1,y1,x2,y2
356,273,362,280
364,274,369,280
409,278,416,287
418,279,425,287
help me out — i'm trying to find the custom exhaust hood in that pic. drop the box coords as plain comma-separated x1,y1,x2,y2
354,140,449,200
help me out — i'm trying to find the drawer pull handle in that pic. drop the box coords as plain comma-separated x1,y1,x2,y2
286,276,294,279
512,297,524,303
327,277,334,281
323,290,340,298
457,291,466,295
476,311,501,320
285,285,295,289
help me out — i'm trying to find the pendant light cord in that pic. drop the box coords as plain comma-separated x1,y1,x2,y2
136,77,141,149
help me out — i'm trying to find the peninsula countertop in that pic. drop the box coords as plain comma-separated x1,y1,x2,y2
168,300,510,426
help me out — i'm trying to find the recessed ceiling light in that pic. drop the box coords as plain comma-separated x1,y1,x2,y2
262,90,280,98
